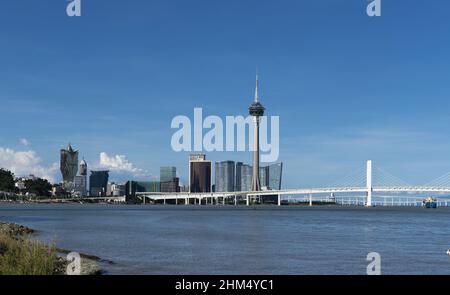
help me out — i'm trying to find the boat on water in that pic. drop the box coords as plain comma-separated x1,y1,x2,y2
423,196,438,209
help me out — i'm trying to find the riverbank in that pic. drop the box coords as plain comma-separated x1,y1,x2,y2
0,221,103,275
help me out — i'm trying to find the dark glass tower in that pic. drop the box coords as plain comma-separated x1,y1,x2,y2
189,154,212,193
89,170,109,197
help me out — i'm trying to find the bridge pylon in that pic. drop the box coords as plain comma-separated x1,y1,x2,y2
366,160,373,207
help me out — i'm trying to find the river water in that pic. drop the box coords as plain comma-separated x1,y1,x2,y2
1,204,449,275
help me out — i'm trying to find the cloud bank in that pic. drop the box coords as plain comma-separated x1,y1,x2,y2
0,147,58,182
0,147,153,184
97,152,151,180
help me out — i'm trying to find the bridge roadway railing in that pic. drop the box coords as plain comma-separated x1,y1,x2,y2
373,186,450,193
136,186,450,206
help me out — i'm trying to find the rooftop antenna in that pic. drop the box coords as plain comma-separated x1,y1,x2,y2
254,68,260,103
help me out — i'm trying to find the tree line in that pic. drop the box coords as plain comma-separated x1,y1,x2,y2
0,168,52,197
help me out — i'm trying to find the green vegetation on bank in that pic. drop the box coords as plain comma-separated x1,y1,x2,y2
0,169,15,192
0,223,61,275
22,178,52,197
0,168,52,199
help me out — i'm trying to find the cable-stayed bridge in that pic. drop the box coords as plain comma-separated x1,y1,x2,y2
137,161,450,207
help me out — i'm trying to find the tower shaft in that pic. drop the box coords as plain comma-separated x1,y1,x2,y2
252,117,261,191
248,74,265,192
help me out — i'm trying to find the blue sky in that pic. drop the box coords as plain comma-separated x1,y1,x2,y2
1,0,450,187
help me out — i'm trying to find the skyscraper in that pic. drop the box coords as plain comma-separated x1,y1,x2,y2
235,162,243,191
160,167,176,182
259,166,269,189
89,170,109,197
189,154,211,193
60,144,79,183
268,162,283,190
236,163,282,191
236,163,253,192
78,159,88,196
249,75,265,191
160,166,179,193
215,161,235,192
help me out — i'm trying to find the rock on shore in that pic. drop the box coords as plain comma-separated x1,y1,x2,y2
56,248,104,275
0,221,34,237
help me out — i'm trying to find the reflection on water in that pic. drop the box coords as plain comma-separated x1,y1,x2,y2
1,204,450,274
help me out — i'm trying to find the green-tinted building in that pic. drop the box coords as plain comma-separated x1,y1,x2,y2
160,167,176,183
126,181,160,196
125,181,160,204
160,166,180,193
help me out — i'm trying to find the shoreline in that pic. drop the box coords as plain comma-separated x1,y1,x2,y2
0,221,109,275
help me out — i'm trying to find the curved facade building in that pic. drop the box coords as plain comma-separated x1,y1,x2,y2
60,144,79,183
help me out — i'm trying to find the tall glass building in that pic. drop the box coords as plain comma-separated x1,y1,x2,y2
189,154,212,193
215,161,235,192
73,176,87,197
235,163,253,192
235,162,283,191
268,163,283,190
160,166,179,192
160,167,176,182
89,170,109,197
235,162,243,191
259,166,269,188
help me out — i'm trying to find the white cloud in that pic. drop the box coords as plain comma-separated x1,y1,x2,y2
20,138,29,146
98,152,149,178
0,147,59,182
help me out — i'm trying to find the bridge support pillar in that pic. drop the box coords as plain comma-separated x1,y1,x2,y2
278,194,281,206
246,195,250,206
366,160,373,207
309,195,313,207
235,195,237,206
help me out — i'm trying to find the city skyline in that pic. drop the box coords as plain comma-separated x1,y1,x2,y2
1,1,450,280
1,1,450,188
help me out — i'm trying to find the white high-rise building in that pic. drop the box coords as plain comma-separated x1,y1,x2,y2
73,159,88,197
